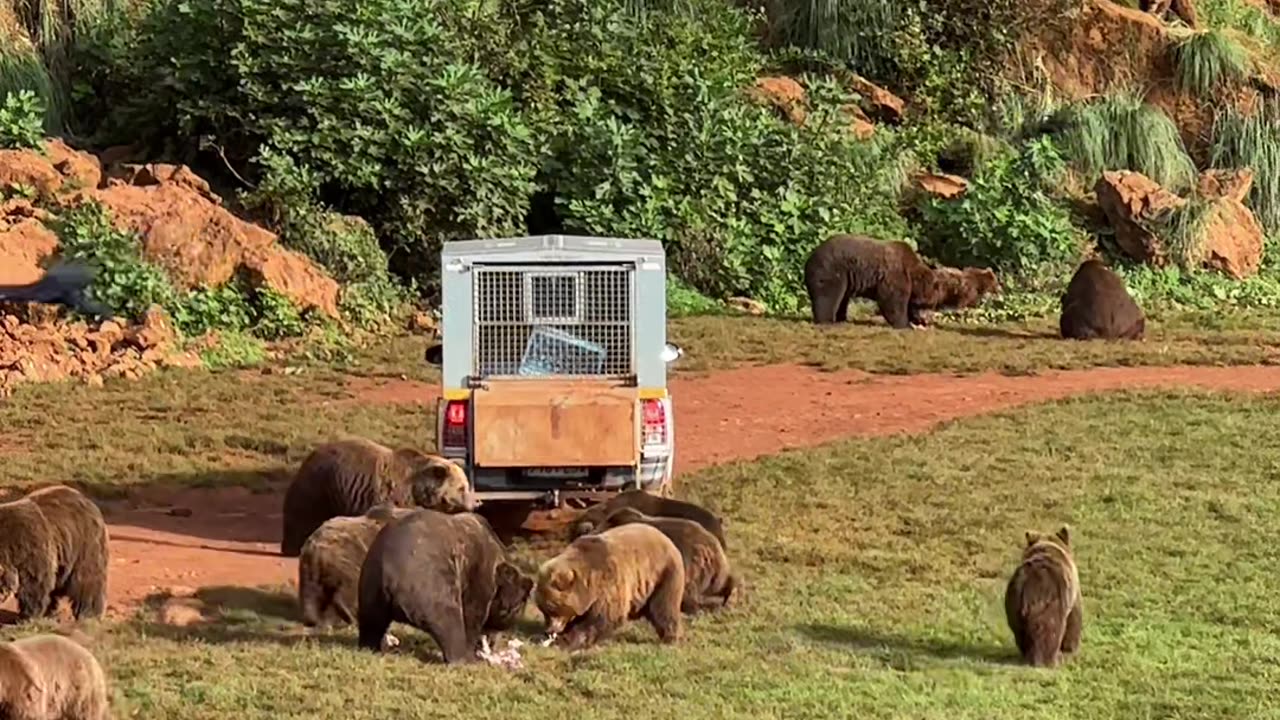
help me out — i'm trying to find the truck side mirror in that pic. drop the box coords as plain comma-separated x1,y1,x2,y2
661,342,683,363
424,343,443,365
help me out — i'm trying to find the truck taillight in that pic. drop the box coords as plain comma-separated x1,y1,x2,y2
443,400,468,449
642,398,667,446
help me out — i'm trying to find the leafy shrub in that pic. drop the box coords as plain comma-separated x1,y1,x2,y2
1211,100,1280,233
1172,30,1249,97
0,89,48,150
0,44,64,133
1047,92,1197,192
197,331,268,370
914,136,1084,279
667,276,725,317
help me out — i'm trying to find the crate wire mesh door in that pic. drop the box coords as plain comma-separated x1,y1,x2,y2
472,265,634,379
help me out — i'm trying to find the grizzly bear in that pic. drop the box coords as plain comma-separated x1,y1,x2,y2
0,633,109,720
280,437,480,557
803,234,943,329
0,484,109,622
1004,525,1083,668
1059,259,1145,341
535,523,685,650
570,489,727,550
908,265,1000,327
595,507,737,613
357,509,533,664
297,503,414,628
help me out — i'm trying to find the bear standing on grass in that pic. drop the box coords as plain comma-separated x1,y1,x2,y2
1059,259,1146,341
297,503,414,628
571,489,727,550
1004,525,1083,668
280,437,480,557
357,509,533,664
592,508,736,613
0,633,109,720
908,266,1001,327
0,484,109,622
536,523,686,650
803,233,943,329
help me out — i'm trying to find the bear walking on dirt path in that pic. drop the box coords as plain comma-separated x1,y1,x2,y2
280,437,480,557
298,503,415,628
570,489,727,550
0,633,110,720
1058,259,1145,341
803,234,943,329
0,484,109,622
357,509,532,664
536,523,686,650
594,508,736,613
1004,525,1083,668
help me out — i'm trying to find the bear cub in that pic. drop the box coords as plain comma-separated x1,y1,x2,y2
571,489,727,550
0,633,110,720
594,508,737,613
1004,525,1083,668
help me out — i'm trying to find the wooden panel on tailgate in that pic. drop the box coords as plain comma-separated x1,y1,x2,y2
472,379,639,467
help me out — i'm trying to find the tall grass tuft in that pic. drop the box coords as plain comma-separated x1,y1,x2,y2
0,38,61,131
764,0,905,76
1172,29,1249,97
1048,91,1197,192
1211,100,1280,233
1146,195,1216,270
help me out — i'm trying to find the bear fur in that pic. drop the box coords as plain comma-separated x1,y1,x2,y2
803,234,943,329
595,508,736,613
1058,259,1146,341
0,633,109,720
357,509,533,664
1004,525,1083,668
909,265,1000,326
297,503,415,628
535,523,685,650
280,437,480,557
570,489,727,550
0,484,109,622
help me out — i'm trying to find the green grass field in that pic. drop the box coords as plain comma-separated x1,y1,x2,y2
6,389,1280,719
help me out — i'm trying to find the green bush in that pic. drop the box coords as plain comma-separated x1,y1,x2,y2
914,136,1084,279
0,89,48,150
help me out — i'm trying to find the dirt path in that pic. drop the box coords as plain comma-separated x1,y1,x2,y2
94,363,1280,618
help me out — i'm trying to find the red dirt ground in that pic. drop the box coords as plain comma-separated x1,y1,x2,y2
90,363,1280,618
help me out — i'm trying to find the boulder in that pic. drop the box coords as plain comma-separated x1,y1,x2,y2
0,148,63,197
0,215,58,285
1197,197,1263,279
913,172,969,200
845,74,906,123
1197,168,1253,203
1095,170,1186,265
44,139,102,190
749,76,808,125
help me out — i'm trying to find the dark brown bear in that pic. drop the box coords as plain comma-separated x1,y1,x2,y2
909,265,1001,326
595,508,736,613
1059,259,1145,341
297,503,414,628
1004,525,1083,668
570,489,726,550
280,437,480,557
0,484,109,622
0,633,109,720
803,233,943,329
357,509,533,664
536,523,686,650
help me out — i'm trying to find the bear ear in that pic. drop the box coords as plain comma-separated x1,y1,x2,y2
1055,525,1071,546
1024,531,1040,546
550,567,576,590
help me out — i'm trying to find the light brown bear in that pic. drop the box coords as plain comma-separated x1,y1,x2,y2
0,484,109,622
571,489,727,550
594,508,736,613
0,633,109,720
535,523,685,650
280,437,479,557
908,265,1000,327
297,503,414,628
1004,525,1083,668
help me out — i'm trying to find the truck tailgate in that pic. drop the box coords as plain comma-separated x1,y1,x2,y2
471,379,639,467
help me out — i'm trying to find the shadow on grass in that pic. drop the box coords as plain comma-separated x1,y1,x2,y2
796,622,1018,666
195,586,300,622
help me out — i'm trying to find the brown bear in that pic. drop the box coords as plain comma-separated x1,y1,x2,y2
1059,259,1145,341
1004,525,1083,668
0,633,109,720
297,503,414,628
0,484,109,622
280,437,480,557
803,233,943,329
535,523,685,650
570,489,727,550
357,509,533,664
908,265,1001,327
595,507,737,613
